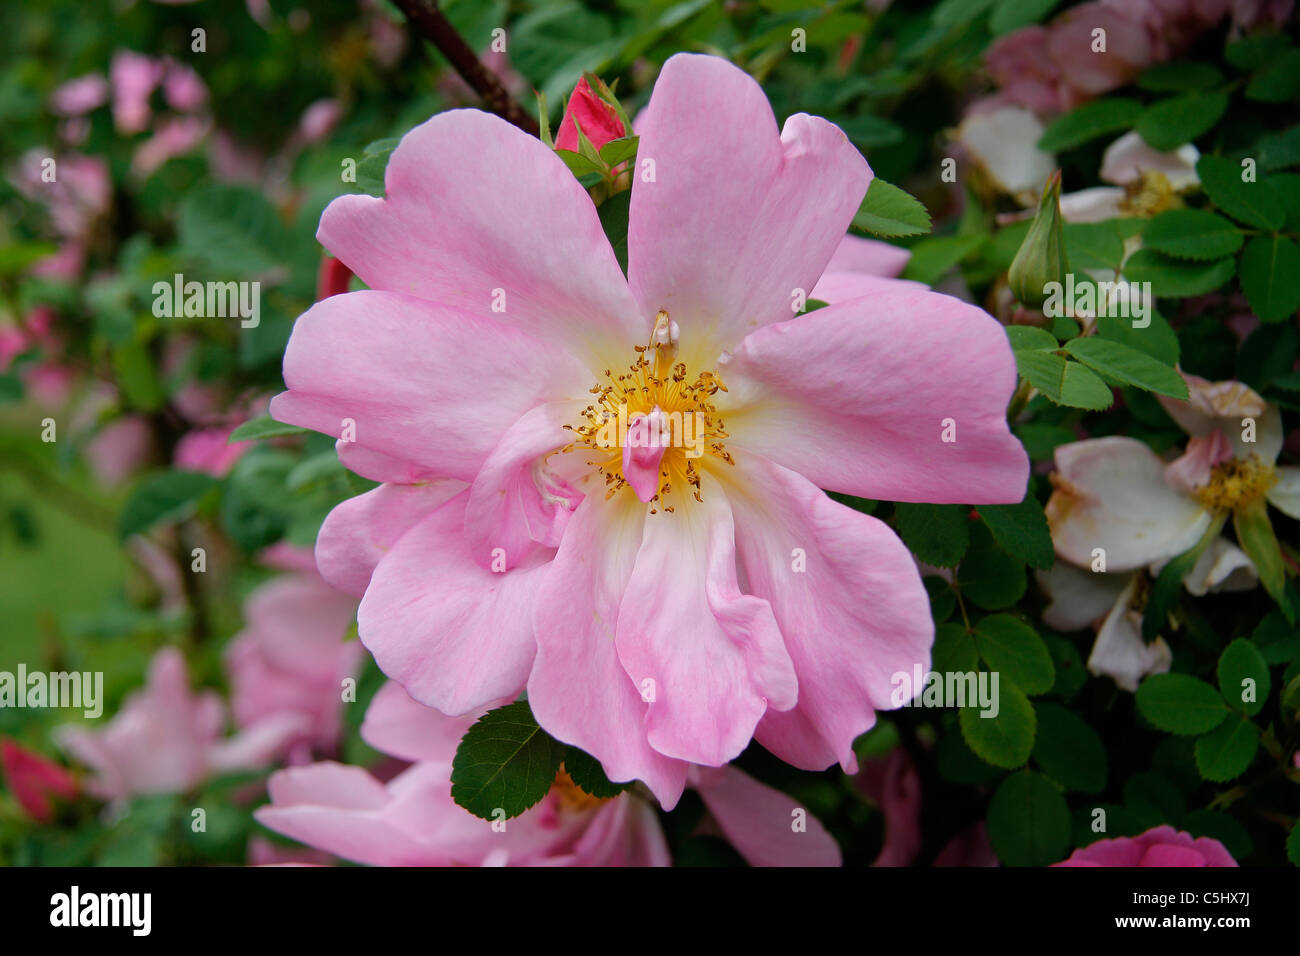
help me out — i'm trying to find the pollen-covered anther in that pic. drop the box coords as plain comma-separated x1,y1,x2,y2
568,315,732,509
1191,455,1277,514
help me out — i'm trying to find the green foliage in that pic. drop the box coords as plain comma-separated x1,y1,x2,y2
851,178,932,238
450,702,568,821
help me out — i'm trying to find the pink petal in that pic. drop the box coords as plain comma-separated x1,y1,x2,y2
627,54,870,361
317,109,644,364
528,495,689,808
464,402,584,570
822,233,911,279
693,765,841,867
567,796,672,866
718,283,1028,504
615,490,797,766
357,491,545,716
315,481,465,597
270,290,587,483
727,456,932,770
359,681,479,764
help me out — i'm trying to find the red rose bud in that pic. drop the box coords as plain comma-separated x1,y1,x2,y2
555,76,626,153
315,254,353,301
1,738,78,823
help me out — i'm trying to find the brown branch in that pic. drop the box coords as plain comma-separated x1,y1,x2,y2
390,0,540,136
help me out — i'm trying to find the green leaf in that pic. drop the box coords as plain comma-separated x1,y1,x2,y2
932,621,978,674
894,503,970,567
561,747,627,799
1044,633,1088,699
597,135,638,167
1197,155,1285,230
111,341,165,411
118,471,217,540
973,614,1055,695
980,493,1054,571
177,184,291,276
1123,248,1236,297
958,523,1026,610
1141,209,1244,261
1238,235,1300,324
596,188,631,276
1193,716,1259,782
1037,98,1143,152
1032,702,1107,793
925,575,957,624
1217,639,1271,716
1015,350,1114,409
1226,34,1292,71
450,701,567,820
851,178,932,238
0,240,59,275
901,234,986,285
354,137,398,196
1014,423,1076,460
989,0,1058,34
1063,220,1126,271
960,683,1035,769
1062,337,1188,399
1138,61,1224,92
1095,309,1180,365
1255,125,1300,173
554,148,604,179
1006,325,1058,351
1136,673,1228,735
1136,90,1228,151
227,415,309,442
986,770,1071,866
1234,498,1290,616
1288,820,1300,867
1246,48,1300,102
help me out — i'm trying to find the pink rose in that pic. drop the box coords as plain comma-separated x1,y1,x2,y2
1055,825,1237,866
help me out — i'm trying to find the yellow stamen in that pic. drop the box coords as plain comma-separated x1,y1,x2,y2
562,312,733,510
1192,455,1276,514
551,766,611,814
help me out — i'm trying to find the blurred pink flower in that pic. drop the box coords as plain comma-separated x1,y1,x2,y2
273,53,1027,807
133,115,211,177
12,150,111,239
173,425,252,477
1,738,79,823
256,682,840,866
110,50,165,134
84,415,155,486
225,555,363,758
161,60,207,112
298,99,342,144
50,74,109,117
1055,825,1237,866
58,648,307,800
984,0,1238,114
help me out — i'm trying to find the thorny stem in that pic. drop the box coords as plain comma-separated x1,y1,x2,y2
389,0,540,136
